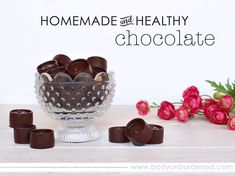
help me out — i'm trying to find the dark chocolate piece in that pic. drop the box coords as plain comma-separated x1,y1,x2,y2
66,59,93,78
47,66,66,78
30,129,55,149
92,67,106,77
148,124,164,144
9,109,33,128
124,118,153,146
53,54,71,66
14,125,36,144
94,72,109,82
74,72,93,82
40,73,52,82
109,126,129,143
37,60,59,74
53,72,72,82
87,56,107,72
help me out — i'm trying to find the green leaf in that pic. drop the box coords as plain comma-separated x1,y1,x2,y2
206,80,228,95
206,79,235,105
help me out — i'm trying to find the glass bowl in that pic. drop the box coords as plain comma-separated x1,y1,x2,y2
35,71,115,142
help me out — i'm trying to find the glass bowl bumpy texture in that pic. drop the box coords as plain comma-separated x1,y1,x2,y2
35,71,115,142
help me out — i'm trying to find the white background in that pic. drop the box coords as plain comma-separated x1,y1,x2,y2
0,0,234,105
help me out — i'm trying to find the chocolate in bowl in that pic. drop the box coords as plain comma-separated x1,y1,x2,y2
37,60,59,74
35,56,115,143
53,54,71,66
66,59,93,78
47,66,66,78
37,72,112,112
87,56,107,72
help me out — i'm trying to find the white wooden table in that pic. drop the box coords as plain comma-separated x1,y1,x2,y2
0,104,235,175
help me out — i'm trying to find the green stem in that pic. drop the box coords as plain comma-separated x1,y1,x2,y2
150,105,159,108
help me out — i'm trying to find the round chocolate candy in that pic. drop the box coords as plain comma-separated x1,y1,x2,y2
9,109,33,128
14,125,36,144
109,126,129,143
92,67,106,77
37,60,59,74
47,66,66,78
148,124,164,144
94,72,109,82
40,73,52,82
67,59,93,78
124,118,153,146
53,72,72,82
30,129,55,149
74,72,93,82
87,56,107,72
53,54,71,66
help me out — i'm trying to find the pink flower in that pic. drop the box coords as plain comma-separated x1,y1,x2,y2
206,105,228,125
227,114,235,130
203,98,218,110
175,106,189,122
183,94,202,116
204,104,218,121
211,108,228,125
136,100,150,116
219,95,233,112
182,86,199,99
157,101,175,120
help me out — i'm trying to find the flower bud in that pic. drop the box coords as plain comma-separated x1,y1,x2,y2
213,92,222,100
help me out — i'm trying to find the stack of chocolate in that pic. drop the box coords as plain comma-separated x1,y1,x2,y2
9,109,55,149
109,118,164,146
36,54,111,111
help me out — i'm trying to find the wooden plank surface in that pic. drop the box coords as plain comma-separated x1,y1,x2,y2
0,104,235,163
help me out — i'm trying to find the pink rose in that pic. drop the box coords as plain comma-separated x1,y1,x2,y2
182,86,199,99
203,98,218,110
175,106,189,122
206,105,228,125
204,104,218,121
157,101,175,120
219,95,233,112
136,100,150,116
227,114,235,130
183,94,202,116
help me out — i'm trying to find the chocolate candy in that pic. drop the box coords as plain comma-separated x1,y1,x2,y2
87,56,107,72
37,60,59,74
9,109,33,128
30,129,55,149
14,125,36,144
124,118,153,146
66,59,93,78
94,72,109,82
53,72,72,82
37,55,111,111
74,72,93,82
40,73,53,82
53,54,71,66
92,67,106,77
47,66,66,78
109,126,129,143
148,124,164,144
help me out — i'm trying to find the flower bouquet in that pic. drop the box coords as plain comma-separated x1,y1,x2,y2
136,80,235,130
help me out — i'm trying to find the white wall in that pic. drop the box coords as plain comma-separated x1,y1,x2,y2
0,0,234,105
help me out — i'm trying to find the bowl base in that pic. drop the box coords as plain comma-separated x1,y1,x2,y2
56,124,100,143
